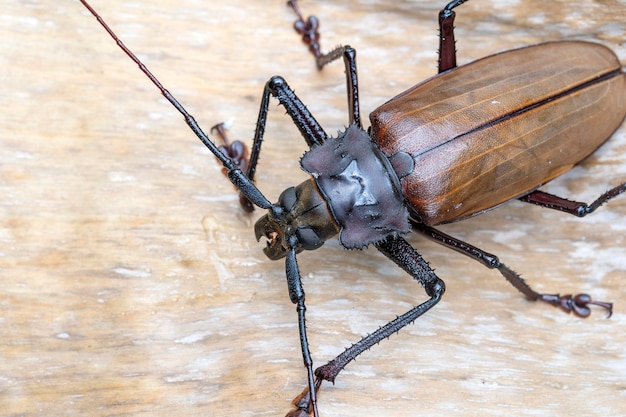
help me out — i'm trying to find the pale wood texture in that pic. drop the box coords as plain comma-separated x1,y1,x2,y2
2,1,626,416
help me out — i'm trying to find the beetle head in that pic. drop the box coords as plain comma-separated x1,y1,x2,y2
254,178,339,260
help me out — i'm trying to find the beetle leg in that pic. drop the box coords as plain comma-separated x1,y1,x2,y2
245,75,328,185
519,185,626,217
286,234,445,417
246,69,367,199
287,0,322,66
215,53,361,210
282,235,321,417
193,75,328,214
323,234,445,382
411,221,613,318
438,0,470,73
287,1,362,128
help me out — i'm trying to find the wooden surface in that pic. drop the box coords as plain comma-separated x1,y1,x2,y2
2,1,626,416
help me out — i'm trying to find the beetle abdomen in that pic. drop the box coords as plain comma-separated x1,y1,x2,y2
370,41,626,225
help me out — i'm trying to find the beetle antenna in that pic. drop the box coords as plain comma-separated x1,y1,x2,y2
79,0,272,209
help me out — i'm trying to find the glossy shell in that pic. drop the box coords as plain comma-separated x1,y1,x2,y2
370,41,626,225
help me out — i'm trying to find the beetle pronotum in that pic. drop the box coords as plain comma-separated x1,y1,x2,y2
79,1,625,416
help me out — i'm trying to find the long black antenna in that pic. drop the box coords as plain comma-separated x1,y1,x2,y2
79,0,271,209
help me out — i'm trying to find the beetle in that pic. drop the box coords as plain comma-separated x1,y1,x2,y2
79,0,626,416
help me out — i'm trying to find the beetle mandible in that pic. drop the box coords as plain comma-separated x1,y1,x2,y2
79,1,626,416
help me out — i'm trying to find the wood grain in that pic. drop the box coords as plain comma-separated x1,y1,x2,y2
1,1,625,416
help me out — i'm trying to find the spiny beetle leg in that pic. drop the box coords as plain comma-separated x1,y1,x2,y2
285,234,446,416
438,0,471,73
520,185,626,217
208,72,334,214
282,241,320,417
210,123,254,212
411,222,613,318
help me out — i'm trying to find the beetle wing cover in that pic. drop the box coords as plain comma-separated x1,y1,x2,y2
371,41,626,225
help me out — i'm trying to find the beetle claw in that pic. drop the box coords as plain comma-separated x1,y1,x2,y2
211,122,250,175
210,123,255,212
540,293,613,318
286,378,323,417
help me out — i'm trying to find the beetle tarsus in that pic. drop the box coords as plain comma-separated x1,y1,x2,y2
285,408,311,417
412,222,615,318
210,123,255,212
210,123,249,174
287,0,322,62
582,182,626,215
287,0,349,71
488,254,613,318
539,293,613,318
285,378,323,417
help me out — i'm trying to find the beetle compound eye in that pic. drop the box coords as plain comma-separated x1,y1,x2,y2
296,227,325,251
278,186,298,211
